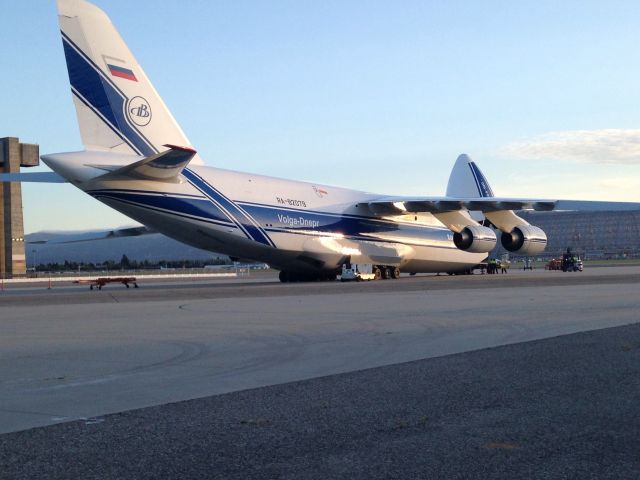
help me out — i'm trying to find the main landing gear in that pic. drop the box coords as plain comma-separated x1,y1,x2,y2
376,265,400,280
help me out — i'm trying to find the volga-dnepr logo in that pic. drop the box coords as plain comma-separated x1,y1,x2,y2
127,96,152,126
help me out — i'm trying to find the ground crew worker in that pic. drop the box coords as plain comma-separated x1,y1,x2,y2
488,258,497,274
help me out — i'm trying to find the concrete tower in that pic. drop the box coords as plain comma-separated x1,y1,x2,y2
0,137,39,278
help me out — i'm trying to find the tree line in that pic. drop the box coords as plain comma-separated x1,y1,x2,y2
33,255,231,272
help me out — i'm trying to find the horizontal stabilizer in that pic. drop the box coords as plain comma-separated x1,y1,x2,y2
29,226,154,244
96,145,196,181
0,172,67,183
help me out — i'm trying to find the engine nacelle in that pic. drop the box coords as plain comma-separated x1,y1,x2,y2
500,225,547,254
453,225,497,253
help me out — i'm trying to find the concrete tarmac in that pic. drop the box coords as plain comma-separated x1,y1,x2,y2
2,322,639,479
0,267,639,434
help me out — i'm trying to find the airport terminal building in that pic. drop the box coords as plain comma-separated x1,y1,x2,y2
497,210,640,259
0,137,39,278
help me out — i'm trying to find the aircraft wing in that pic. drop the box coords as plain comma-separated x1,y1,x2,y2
366,196,640,215
0,172,67,183
29,226,155,244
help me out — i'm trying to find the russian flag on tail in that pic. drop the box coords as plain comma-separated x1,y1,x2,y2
107,64,137,81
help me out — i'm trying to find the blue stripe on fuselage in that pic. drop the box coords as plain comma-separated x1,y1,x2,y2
87,190,233,226
86,187,454,248
239,203,453,247
91,194,239,230
182,169,275,247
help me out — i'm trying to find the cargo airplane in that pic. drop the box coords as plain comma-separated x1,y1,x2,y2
3,0,640,282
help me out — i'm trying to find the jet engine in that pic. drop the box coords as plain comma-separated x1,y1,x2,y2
453,225,497,253
500,225,547,254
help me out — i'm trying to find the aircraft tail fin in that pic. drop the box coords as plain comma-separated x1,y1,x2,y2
57,0,203,164
446,154,495,198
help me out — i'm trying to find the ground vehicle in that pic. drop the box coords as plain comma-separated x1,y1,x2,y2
546,259,562,270
340,263,400,281
73,277,138,290
561,249,583,272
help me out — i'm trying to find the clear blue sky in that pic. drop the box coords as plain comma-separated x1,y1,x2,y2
2,0,640,233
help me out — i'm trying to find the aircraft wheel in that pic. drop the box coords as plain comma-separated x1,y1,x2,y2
373,267,382,280
391,267,400,279
381,267,391,279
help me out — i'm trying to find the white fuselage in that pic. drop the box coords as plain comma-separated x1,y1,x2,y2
43,151,486,274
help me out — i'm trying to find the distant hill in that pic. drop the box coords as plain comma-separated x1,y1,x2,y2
26,230,228,265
